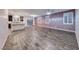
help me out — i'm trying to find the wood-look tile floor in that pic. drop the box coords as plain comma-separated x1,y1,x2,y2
3,26,79,50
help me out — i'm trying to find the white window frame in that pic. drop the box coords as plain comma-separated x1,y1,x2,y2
63,12,74,25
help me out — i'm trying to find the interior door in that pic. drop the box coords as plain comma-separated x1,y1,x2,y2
27,19,33,27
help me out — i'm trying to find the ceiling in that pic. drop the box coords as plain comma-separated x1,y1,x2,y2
8,9,71,16
19,9,54,15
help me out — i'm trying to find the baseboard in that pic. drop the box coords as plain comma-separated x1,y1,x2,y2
37,25,75,33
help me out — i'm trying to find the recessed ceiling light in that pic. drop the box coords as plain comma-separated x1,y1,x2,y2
46,12,51,15
14,15,19,18
30,15,39,17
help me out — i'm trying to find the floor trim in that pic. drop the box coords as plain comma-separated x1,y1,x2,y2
37,25,75,33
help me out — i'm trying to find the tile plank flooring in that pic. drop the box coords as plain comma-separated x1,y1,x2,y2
3,26,79,50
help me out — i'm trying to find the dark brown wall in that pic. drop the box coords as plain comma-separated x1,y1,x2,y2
35,10,75,32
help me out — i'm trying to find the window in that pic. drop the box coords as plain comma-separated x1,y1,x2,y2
13,16,20,22
64,16,67,23
63,12,73,25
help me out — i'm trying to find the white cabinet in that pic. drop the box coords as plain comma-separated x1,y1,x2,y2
8,15,25,31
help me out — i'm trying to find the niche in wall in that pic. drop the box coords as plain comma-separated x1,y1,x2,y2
20,16,23,21
8,24,11,29
8,15,12,21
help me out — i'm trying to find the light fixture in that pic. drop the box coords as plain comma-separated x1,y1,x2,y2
46,9,52,15
30,15,39,17
14,15,19,18
46,12,51,15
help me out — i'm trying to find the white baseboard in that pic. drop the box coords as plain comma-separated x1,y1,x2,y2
37,25,75,33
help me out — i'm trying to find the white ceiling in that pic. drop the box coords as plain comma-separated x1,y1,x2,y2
8,9,71,16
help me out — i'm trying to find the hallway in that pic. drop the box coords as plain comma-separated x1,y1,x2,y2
3,26,79,50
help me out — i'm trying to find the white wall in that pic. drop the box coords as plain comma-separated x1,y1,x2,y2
0,10,10,49
75,9,79,47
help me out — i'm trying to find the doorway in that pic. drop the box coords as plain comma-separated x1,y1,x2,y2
27,19,33,27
